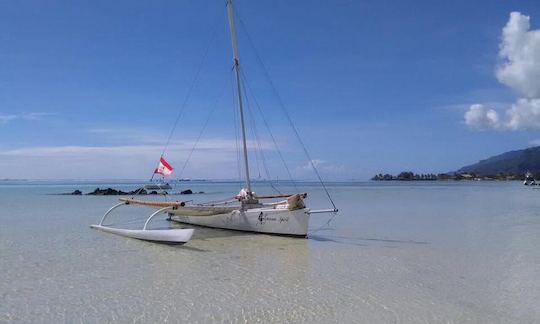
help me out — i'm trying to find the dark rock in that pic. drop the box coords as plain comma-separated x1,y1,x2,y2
57,189,83,195
130,188,147,195
82,187,169,196
180,189,193,195
87,187,129,195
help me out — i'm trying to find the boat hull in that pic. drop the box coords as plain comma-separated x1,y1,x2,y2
90,225,194,243
169,207,310,236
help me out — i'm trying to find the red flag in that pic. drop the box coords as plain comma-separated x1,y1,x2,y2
154,156,173,176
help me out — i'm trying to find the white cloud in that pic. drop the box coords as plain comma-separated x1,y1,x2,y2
464,104,501,129
301,159,324,170
496,12,540,98
0,112,54,125
528,139,540,147
0,138,276,180
465,12,540,130
87,127,167,144
22,112,55,120
506,98,540,129
0,115,17,125
298,159,345,177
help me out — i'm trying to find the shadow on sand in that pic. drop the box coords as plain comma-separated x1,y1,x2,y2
309,229,428,246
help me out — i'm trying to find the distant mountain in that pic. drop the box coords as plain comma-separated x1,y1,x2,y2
458,147,540,175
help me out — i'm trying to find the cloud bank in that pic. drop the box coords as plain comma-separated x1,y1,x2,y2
297,159,345,178
0,115,18,125
0,141,238,180
465,12,540,130
0,112,54,125
0,138,293,180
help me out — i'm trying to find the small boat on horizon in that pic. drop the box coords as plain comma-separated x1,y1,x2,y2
524,171,536,186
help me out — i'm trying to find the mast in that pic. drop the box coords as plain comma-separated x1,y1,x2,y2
226,0,253,197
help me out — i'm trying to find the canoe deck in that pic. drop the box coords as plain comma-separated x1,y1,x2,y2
119,198,186,208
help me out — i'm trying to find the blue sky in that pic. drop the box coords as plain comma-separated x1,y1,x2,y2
1,0,540,180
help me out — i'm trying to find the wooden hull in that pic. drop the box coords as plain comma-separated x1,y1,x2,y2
90,225,194,243
169,207,310,236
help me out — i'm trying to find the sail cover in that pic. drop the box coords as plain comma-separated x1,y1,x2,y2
154,156,173,176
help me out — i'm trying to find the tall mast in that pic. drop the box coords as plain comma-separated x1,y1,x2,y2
226,0,253,196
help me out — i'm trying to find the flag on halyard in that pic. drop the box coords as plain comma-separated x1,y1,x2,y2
154,156,173,176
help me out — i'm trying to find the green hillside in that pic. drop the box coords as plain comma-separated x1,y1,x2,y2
458,147,540,175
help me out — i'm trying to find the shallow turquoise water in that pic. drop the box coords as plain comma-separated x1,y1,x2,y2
1,181,539,323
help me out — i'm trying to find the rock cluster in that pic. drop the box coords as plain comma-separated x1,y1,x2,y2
87,188,159,195
61,187,204,195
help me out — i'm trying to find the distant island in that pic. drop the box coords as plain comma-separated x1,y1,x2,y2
458,146,540,175
371,172,521,181
373,146,540,181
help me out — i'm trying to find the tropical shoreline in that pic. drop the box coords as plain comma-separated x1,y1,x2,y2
371,171,525,181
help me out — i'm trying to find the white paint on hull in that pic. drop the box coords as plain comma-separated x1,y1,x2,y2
169,207,310,236
90,225,194,243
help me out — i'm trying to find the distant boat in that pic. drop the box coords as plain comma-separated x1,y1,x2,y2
143,183,172,190
524,172,536,186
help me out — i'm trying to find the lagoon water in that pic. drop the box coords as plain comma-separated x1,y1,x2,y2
1,181,539,323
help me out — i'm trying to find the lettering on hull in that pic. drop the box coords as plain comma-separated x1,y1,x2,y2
258,212,286,225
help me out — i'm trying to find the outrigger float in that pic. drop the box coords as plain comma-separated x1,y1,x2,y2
91,198,194,244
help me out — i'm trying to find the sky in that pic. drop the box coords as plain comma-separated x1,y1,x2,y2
1,0,540,180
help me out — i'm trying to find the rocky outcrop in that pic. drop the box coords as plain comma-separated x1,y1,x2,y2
59,187,202,195
86,187,158,195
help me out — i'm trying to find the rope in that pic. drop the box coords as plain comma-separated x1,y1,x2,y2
230,68,242,181
177,87,226,180
148,6,222,184
240,70,298,191
236,13,337,211
240,74,282,194
160,6,221,158
308,211,339,235
242,82,263,180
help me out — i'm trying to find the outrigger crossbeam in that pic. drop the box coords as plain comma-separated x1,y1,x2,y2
90,200,193,244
